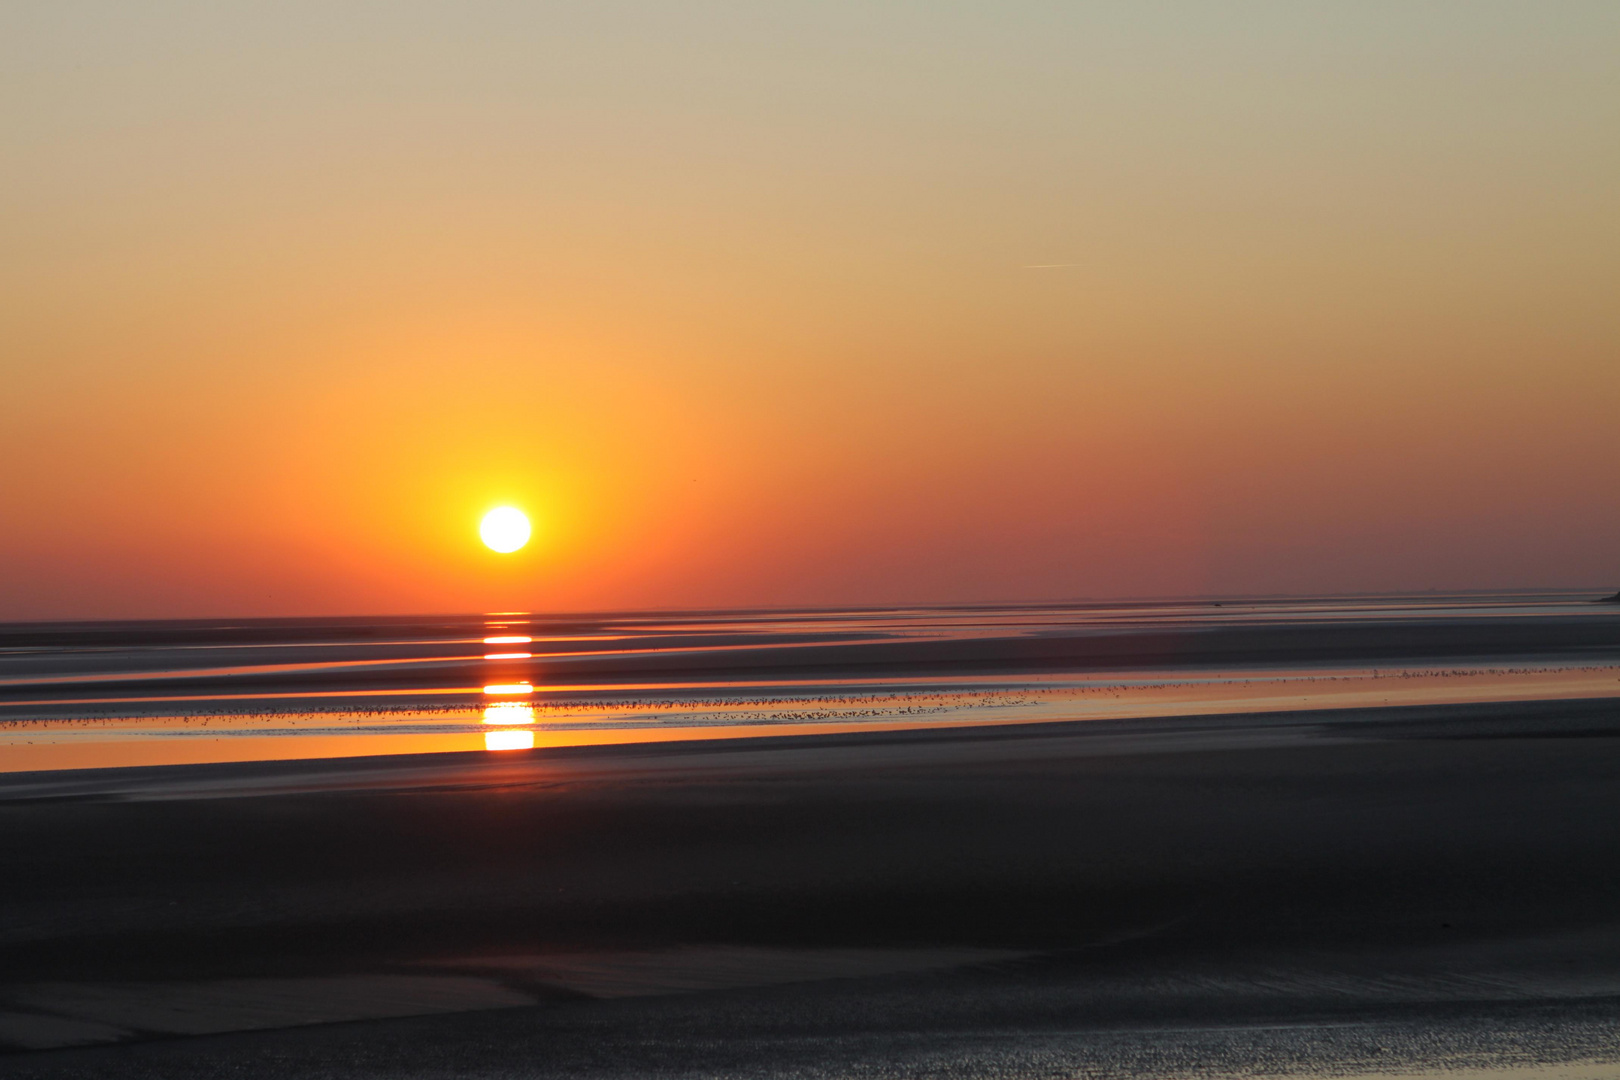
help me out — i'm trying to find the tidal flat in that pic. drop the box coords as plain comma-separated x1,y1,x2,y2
3,593,1620,1077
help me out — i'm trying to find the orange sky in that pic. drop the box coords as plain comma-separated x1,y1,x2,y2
3,2,1617,619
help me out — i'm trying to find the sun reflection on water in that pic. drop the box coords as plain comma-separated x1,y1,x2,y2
483,623,536,751
483,702,536,726
484,728,536,751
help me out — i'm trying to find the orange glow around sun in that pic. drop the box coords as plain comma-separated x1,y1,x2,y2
3,4,1620,622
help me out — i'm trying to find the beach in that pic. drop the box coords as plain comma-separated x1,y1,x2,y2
9,0,1618,1069
3,597,1620,1076
6,700,1620,1074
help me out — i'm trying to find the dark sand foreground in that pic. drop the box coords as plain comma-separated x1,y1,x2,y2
7,697,1620,1075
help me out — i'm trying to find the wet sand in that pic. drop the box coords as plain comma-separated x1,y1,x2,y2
6,695,1620,1076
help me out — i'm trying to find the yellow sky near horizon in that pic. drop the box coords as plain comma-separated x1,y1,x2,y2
2,1,1617,619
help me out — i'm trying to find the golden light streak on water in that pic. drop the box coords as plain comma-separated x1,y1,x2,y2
482,703,536,726
484,729,536,751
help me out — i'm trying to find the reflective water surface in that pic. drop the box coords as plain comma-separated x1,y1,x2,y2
3,591,1617,773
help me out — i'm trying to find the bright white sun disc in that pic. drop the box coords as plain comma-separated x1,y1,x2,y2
480,507,531,553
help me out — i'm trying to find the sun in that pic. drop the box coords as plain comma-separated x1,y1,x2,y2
479,507,531,553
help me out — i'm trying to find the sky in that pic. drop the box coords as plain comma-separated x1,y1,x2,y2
2,1,1617,620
